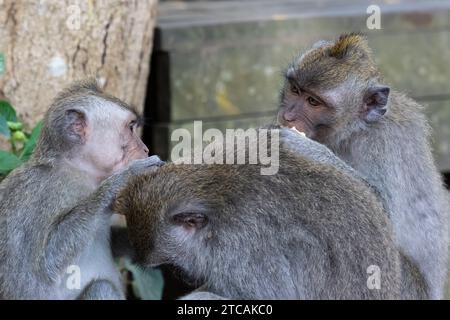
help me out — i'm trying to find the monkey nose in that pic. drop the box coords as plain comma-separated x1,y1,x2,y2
283,111,297,122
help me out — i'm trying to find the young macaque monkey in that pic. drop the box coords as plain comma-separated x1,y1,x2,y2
0,80,163,299
114,128,401,300
277,33,449,299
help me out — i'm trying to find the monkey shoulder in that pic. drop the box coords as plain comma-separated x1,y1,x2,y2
1,162,94,221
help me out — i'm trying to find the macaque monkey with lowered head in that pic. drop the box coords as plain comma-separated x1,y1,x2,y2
278,33,449,299
0,80,163,299
114,128,401,299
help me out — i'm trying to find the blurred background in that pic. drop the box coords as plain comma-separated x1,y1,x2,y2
148,0,450,172
149,1,450,298
1,0,450,299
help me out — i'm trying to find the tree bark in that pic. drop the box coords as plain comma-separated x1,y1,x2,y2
0,0,158,127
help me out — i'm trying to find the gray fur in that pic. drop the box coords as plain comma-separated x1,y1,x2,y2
115,129,401,300
0,81,162,299
0,149,161,299
181,291,228,300
77,279,124,300
327,92,449,299
277,34,449,299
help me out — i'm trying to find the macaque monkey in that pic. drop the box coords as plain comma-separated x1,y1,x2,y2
278,33,449,299
0,80,163,299
114,128,401,299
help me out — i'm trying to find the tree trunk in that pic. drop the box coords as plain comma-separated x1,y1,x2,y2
0,0,158,127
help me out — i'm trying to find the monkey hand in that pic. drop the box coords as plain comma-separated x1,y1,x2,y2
113,155,165,187
280,127,374,187
97,156,165,210
126,155,165,176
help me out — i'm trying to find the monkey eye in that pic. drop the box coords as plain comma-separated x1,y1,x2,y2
307,96,321,107
129,121,137,132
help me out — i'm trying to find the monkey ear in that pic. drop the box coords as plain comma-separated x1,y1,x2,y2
65,109,87,144
172,212,208,231
362,86,390,123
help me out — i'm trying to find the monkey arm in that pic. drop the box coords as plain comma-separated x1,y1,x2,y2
262,124,358,177
280,128,385,206
280,128,372,181
40,176,127,282
280,128,354,174
40,156,163,282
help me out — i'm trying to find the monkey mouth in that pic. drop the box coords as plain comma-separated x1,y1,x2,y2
290,126,306,137
281,123,311,138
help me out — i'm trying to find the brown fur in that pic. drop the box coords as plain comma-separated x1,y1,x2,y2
279,33,449,299
114,130,401,299
294,33,380,90
0,80,156,299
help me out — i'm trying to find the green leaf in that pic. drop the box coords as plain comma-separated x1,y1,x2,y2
124,259,164,300
0,115,10,138
0,100,17,122
7,121,23,131
0,150,22,174
0,52,5,75
20,120,43,161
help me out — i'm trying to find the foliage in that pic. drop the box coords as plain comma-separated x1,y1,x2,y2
123,258,164,300
0,100,43,177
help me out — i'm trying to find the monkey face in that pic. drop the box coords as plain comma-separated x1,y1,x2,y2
278,72,336,140
278,33,391,143
56,96,149,183
40,81,150,184
82,98,149,178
